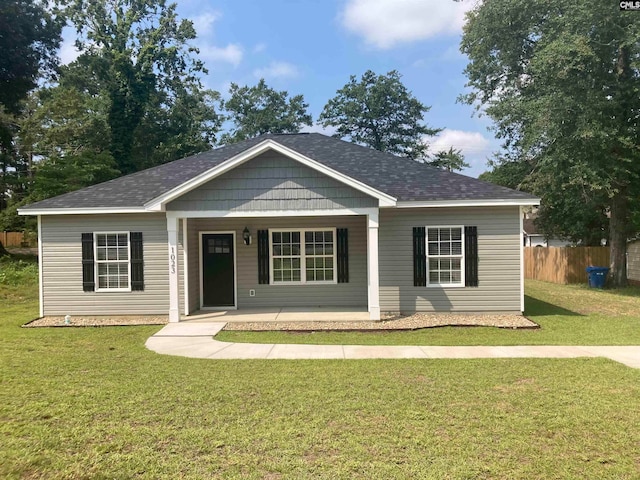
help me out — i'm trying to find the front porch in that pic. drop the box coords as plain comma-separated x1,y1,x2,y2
167,211,381,322
181,306,370,323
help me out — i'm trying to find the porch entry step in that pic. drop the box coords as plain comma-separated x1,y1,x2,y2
182,307,370,323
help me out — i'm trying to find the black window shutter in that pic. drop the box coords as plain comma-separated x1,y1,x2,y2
413,227,426,287
337,228,349,283
258,229,269,284
81,233,95,292
130,232,144,291
465,226,479,287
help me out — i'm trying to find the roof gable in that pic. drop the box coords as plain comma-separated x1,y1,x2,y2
165,150,379,212
146,138,396,211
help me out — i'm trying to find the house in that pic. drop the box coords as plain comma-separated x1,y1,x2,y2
522,215,568,247
628,240,640,286
18,133,539,321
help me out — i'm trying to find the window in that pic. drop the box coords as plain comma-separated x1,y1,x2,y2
270,229,336,284
95,232,130,290
427,227,464,287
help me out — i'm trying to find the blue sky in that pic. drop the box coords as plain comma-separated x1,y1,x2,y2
59,0,497,177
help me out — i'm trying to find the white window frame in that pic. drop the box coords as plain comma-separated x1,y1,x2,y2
268,228,338,285
426,225,465,288
94,231,132,292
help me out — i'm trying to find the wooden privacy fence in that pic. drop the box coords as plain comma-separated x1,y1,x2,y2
0,231,35,248
524,247,610,284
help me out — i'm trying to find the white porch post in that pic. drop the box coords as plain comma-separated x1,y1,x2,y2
167,215,180,322
367,210,381,320
519,206,525,313
182,218,190,316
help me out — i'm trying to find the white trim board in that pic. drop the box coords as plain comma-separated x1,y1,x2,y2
37,215,44,317
395,199,540,208
182,218,189,316
18,207,149,216
144,139,396,211
166,207,379,220
20,200,541,216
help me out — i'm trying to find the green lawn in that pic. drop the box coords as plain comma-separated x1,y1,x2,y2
216,280,640,346
2,255,640,479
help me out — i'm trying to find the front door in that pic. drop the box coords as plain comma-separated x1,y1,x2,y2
202,233,235,308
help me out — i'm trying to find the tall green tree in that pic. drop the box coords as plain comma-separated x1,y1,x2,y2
0,0,62,114
19,84,119,202
62,0,208,174
319,70,440,159
0,0,62,231
461,0,640,286
221,79,312,144
133,85,222,169
427,147,469,172
479,155,610,246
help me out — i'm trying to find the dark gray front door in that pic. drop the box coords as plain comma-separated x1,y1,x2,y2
202,234,235,307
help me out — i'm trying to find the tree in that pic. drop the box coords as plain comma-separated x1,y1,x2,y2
62,0,208,174
221,79,312,144
0,0,61,228
427,147,469,172
319,70,440,159
0,0,62,114
461,0,640,286
479,155,609,246
133,84,222,169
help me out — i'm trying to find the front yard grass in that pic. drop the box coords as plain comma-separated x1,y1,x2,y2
3,256,640,478
216,280,640,346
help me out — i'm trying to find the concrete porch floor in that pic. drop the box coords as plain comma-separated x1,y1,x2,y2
181,306,370,323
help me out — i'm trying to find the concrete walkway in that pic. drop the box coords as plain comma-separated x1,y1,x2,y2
145,322,640,368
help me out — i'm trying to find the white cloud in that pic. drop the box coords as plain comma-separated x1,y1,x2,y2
253,61,300,80
429,129,490,154
59,39,81,65
301,124,338,136
191,11,220,38
427,129,493,177
199,44,244,67
58,27,81,65
190,11,244,68
253,43,267,53
339,0,473,49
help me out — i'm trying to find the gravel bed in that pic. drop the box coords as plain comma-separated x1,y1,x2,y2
24,313,538,330
24,316,169,327
223,313,538,331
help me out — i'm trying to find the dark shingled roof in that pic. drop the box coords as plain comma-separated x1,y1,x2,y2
21,133,537,211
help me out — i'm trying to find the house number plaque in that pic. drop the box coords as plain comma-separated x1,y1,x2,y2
170,247,176,274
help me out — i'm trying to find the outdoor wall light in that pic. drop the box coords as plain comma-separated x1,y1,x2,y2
243,227,252,245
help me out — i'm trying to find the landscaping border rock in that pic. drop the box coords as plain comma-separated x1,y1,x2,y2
222,313,539,332
24,316,169,327
24,313,538,331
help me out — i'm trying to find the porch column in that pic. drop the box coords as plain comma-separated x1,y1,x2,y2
167,216,180,322
367,210,381,320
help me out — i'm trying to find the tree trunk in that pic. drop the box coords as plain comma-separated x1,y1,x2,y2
0,240,8,257
609,188,629,287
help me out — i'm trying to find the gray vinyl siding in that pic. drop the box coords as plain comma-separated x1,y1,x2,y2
379,207,522,313
628,241,640,283
40,214,172,316
187,216,367,310
166,152,377,212
186,218,200,313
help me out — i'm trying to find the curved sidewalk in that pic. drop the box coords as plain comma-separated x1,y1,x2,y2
145,322,640,368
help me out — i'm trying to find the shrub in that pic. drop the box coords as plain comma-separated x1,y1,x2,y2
0,256,38,286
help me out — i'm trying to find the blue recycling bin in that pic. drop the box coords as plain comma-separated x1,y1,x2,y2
586,266,609,288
